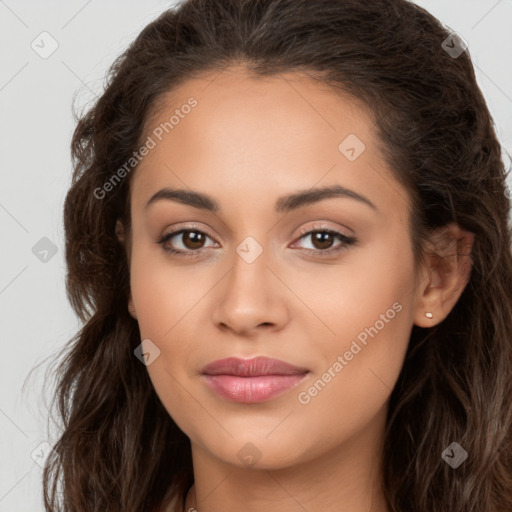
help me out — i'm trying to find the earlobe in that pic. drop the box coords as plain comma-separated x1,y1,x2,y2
413,223,474,327
128,293,137,319
115,219,125,243
117,218,135,318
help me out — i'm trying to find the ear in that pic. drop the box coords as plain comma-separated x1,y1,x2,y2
115,219,125,243
128,292,137,319
413,223,474,327
115,219,137,319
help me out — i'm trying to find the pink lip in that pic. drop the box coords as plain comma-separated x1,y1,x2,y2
201,356,309,404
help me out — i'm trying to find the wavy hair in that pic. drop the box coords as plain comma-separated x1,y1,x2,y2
41,0,512,510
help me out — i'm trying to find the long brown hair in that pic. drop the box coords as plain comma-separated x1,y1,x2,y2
41,0,512,510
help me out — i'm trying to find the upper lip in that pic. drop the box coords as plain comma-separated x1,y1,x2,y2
201,356,309,377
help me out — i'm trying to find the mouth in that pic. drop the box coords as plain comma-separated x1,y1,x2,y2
201,356,310,404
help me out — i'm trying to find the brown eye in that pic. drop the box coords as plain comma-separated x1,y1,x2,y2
309,231,336,250
180,231,206,250
293,227,357,257
157,229,216,257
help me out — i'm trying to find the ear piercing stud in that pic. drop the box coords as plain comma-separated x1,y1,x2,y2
425,312,433,319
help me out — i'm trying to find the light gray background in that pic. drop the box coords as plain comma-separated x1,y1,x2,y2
1,1,511,510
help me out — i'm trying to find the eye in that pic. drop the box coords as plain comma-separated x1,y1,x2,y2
157,226,217,257
292,224,357,256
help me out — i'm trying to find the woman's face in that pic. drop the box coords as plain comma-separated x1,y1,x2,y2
126,67,425,470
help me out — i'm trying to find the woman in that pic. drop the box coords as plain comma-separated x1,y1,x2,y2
43,0,512,511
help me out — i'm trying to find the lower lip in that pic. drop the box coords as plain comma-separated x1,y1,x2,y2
203,374,308,403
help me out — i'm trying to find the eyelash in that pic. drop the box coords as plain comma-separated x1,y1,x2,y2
156,224,357,259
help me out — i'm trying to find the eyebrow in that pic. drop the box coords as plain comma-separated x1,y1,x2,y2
144,184,377,213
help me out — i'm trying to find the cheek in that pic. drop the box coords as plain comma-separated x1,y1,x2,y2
130,264,197,432
287,296,414,457
279,230,415,351
292,306,412,456
289,237,416,411
128,246,214,427
128,240,203,338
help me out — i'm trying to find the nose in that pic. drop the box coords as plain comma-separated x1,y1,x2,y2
212,245,290,337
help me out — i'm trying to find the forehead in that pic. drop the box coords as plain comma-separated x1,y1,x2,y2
129,66,402,216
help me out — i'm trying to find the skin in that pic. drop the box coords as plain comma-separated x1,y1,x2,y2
116,66,474,512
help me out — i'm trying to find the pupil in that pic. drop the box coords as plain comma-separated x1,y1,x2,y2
314,232,332,249
185,231,204,249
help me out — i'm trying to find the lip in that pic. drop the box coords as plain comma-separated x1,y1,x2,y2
201,356,309,377
201,356,310,404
